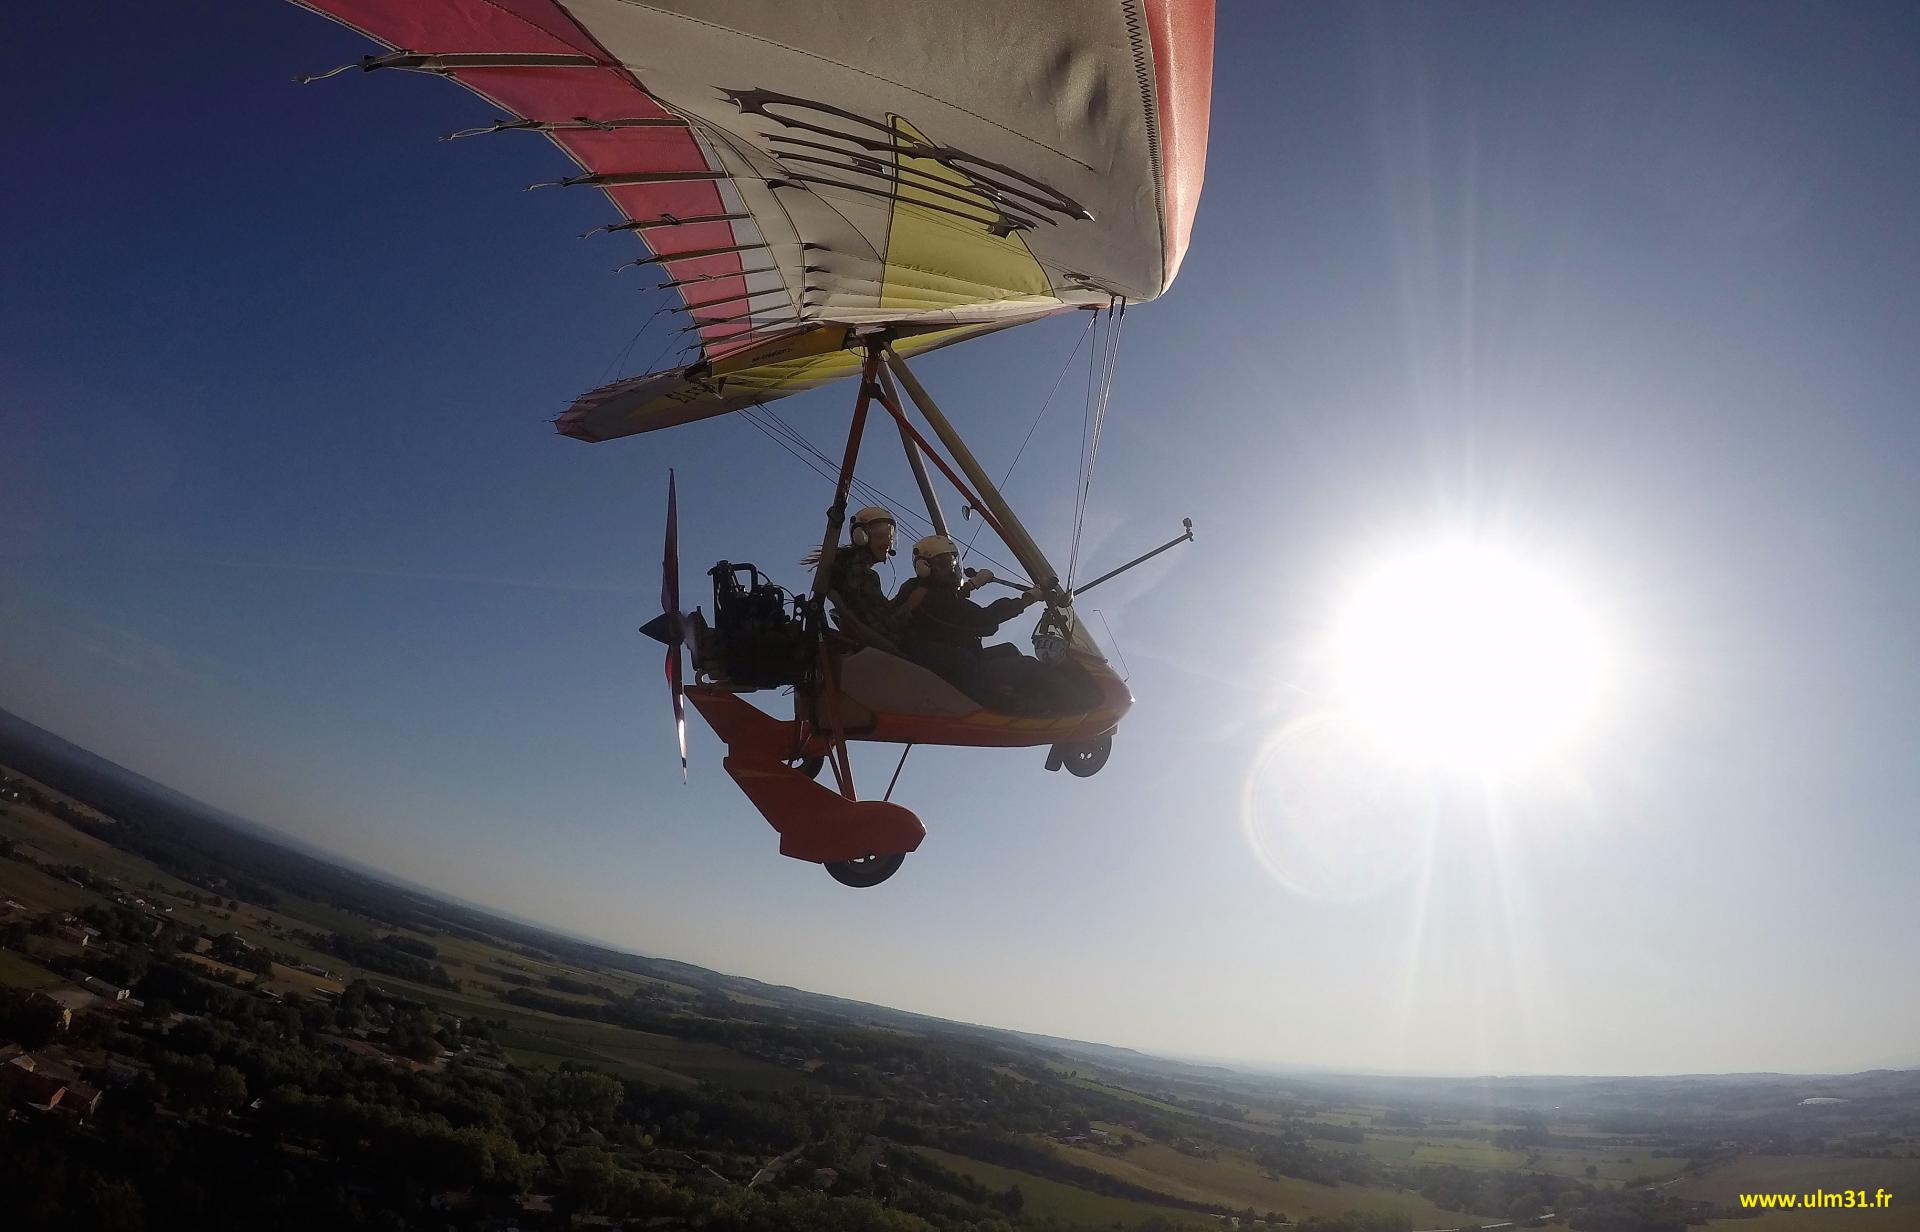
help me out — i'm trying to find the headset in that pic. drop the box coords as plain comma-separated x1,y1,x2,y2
850,507,895,552
913,534,958,578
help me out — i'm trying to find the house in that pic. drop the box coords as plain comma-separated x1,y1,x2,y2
79,975,130,1001
1,1057,67,1110
58,1079,103,1116
55,925,91,947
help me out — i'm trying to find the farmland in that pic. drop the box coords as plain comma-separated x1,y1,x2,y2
6,733,1920,1232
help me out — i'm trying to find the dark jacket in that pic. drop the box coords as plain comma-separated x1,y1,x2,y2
827,548,911,642
896,577,1029,650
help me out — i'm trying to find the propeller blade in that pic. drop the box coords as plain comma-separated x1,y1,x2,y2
664,470,685,781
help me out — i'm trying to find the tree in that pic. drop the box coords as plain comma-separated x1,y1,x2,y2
0,988,63,1048
557,1147,620,1215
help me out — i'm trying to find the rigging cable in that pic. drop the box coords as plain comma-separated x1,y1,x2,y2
1066,299,1126,588
957,310,1098,571
737,404,1028,584
598,302,675,385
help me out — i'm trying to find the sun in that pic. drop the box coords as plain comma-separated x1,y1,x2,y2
1328,537,1612,771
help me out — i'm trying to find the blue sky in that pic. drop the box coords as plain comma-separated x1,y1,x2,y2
5,2,1919,1075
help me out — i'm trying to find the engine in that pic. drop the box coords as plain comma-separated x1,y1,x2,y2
699,561,812,690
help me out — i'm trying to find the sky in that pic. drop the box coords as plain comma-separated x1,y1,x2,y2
5,2,1920,1077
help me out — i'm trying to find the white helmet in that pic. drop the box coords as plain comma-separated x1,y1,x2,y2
913,533,959,578
849,505,895,548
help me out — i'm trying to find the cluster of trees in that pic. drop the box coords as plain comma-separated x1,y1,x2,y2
1306,1123,1366,1144
1408,1164,1569,1222
544,972,614,997
206,931,273,975
377,933,437,960
0,985,66,1048
1253,1136,1380,1186
1562,1189,1701,1232
1291,1215,1414,1232
302,931,458,989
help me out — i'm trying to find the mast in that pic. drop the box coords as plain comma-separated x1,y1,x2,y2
807,348,883,602
877,365,948,537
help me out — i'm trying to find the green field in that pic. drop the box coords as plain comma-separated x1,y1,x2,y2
1047,1139,1461,1226
1317,1134,1419,1162
0,946,65,990
0,856,96,913
1678,1155,1920,1206
1,803,198,898
1061,1074,1299,1140
365,966,808,1092
1406,1140,1527,1169
1702,1207,1911,1232
913,1146,1210,1229
1526,1147,1689,1183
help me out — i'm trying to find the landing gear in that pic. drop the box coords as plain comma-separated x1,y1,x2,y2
787,755,824,780
825,852,905,887
1047,734,1112,778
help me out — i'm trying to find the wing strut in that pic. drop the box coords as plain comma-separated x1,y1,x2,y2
881,347,1060,593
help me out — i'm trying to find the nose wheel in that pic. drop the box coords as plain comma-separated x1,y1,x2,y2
1047,734,1112,778
825,852,905,887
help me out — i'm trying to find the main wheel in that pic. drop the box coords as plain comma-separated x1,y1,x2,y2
786,755,824,780
1061,735,1112,778
825,853,905,887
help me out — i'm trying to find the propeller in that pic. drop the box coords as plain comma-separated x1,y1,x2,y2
638,469,686,780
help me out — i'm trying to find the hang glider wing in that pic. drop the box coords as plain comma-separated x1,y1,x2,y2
297,0,1213,440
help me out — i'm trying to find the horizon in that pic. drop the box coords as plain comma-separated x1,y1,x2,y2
7,1,1920,1078
4,703,1910,1084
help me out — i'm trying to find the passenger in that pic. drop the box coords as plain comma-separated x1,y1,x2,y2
896,534,1045,705
805,505,912,645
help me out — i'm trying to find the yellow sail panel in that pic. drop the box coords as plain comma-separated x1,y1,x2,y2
710,324,854,377
881,117,1054,313
556,319,1048,441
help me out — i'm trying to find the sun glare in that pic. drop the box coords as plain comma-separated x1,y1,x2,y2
1329,538,1611,772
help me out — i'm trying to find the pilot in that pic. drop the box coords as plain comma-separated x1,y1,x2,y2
897,534,1044,702
808,505,912,644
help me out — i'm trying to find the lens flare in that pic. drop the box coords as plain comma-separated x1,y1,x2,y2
1240,715,1437,900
